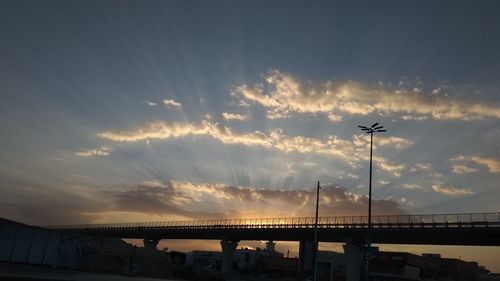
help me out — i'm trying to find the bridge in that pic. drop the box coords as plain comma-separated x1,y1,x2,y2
49,212,500,280
49,212,500,245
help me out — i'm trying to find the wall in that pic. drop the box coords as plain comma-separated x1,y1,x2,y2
0,218,82,269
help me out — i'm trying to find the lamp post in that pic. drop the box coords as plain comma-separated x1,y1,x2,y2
357,123,386,229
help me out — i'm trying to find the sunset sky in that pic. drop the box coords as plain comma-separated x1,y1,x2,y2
1,0,499,271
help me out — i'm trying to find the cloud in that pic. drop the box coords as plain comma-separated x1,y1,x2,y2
75,146,112,157
399,197,415,207
409,163,431,172
469,156,500,173
232,69,500,121
112,182,229,219
0,174,405,225
266,111,289,120
388,196,415,207
347,173,360,179
99,120,271,147
327,113,342,122
1,203,102,226
451,155,500,173
431,184,474,196
353,135,414,150
0,177,108,225
222,112,250,121
111,180,406,219
374,156,405,177
238,100,251,108
451,164,478,174
99,120,409,176
378,180,389,186
401,184,422,190
163,99,182,108
142,101,157,106
401,115,429,121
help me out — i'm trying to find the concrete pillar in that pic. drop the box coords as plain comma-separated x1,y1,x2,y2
143,238,160,250
299,240,315,274
343,243,363,281
265,240,276,254
220,240,238,274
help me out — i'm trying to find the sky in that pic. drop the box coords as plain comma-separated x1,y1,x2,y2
1,0,500,271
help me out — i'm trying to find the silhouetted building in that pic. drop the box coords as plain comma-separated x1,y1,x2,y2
371,251,426,280
439,258,479,281
317,251,347,281
371,251,482,281
185,250,222,270
256,255,299,277
184,246,490,281
479,273,500,281
167,250,186,266
186,246,284,272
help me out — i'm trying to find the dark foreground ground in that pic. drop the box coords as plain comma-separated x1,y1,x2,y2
0,262,178,281
0,262,290,281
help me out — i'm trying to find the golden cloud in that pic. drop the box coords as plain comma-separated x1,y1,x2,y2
451,164,478,174
451,155,500,173
99,120,410,176
469,156,500,173
232,69,500,121
222,112,250,121
431,184,474,196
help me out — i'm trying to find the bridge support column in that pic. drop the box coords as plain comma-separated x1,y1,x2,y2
220,240,238,274
343,243,363,281
299,240,315,275
143,238,160,250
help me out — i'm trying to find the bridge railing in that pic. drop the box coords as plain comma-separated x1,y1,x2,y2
47,212,500,231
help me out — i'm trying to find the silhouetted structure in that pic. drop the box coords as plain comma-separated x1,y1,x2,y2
46,212,500,279
49,212,500,246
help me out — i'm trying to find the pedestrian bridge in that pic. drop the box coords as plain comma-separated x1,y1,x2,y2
49,212,500,246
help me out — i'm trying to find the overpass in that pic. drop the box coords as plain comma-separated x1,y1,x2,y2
49,212,500,279
49,212,500,245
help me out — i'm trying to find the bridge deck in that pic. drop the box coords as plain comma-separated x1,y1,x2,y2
49,212,500,230
47,212,500,246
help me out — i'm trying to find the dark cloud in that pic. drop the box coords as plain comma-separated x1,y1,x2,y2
112,183,239,219
1,176,406,225
0,203,102,226
110,181,406,220
0,176,108,225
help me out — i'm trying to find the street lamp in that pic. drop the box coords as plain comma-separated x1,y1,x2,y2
313,181,321,281
358,123,386,229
